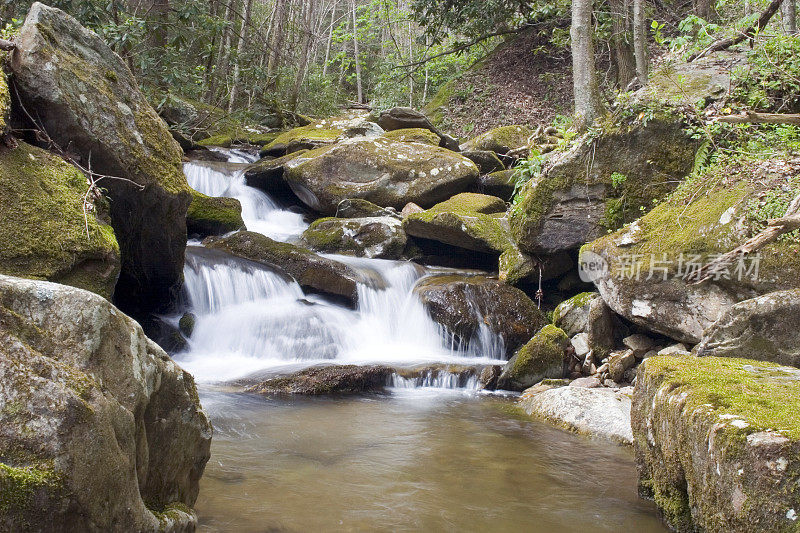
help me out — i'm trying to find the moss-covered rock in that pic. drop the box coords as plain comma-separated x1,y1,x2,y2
243,150,308,202
403,193,533,283
414,274,547,357
196,129,280,148
581,158,800,343
462,150,506,174
301,216,407,259
552,292,600,337
260,122,344,157
382,127,441,146
187,191,245,237
11,3,192,315
475,169,517,201
284,137,479,215
205,231,372,304
511,117,697,255
462,125,535,155
0,67,9,134
334,198,398,218
0,141,120,298
695,289,800,368
0,274,211,531
633,355,800,532
497,325,570,391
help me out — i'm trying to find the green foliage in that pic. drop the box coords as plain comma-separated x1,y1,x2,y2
610,172,628,189
510,148,545,206
732,34,800,113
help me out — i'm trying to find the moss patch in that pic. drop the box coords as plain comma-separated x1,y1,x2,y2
0,142,120,298
0,67,9,133
463,125,535,154
262,123,344,152
0,463,61,515
187,191,244,236
196,130,280,148
382,128,441,146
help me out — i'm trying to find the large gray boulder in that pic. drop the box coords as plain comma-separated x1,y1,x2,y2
633,355,800,532
376,107,459,151
10,3,192,315
285,137,478,214
301,216,407,259
695,289,800,367
414,275,546,357
510,117,696,254
0,275,211,531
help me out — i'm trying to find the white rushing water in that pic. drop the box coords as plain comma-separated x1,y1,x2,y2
178,150,505,385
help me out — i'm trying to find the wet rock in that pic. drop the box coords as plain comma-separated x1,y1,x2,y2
243,150,309,201
608,349,636,383
479,365,502,390
403,193,533,283
519,386,633,444
414,275,547,357
335,198,400,219
187,192,245,237
392,364,483,388
260,122,344,157
0,274,211,531
0,141,120,299
284,137,478,215
511,117,696,255
301,216,407,259
179,312,196,337
462,125,535,155
247,365,393,395
586,297,615,356
633,355,800,532
462,150,506,174
205,231,371,304
498,325,570,391
553,292,599,337
694,289,800,368
11,3,193,315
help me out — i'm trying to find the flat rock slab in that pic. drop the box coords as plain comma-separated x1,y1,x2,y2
519,386,633,445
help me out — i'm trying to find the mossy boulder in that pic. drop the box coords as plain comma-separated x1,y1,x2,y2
581,160,800,343
0,141,120,299
462,150,506,174
414,274,547,357
260,122,344,157
403,193,533,283
205,231,372,304
695,289,800,368
633,355,800,532
243,150,308,202
462,125,535,155
552,292,601,337
196,129,279,148
475,169,517,201
497,325,570,391
0,67,9,134
301,216,407,259
376,107,459,151
284,137,479,215
382,127,441,146
156,92,235,140
247,365,393,395
0,274,211,531
11,3,192,315
334,198,399,218
511,117,696,255
187,191,245,238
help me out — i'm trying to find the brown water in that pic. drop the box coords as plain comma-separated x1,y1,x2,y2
195,388,667,532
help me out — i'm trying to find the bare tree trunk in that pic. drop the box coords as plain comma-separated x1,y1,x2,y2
783,0,797,33
228,0,253,112
322,2,336,77
351,0,363,104
610,0,635,88
290,0,317,111
571,0,604,131
267,0,287,90
633,0,648,84
694,0,717,20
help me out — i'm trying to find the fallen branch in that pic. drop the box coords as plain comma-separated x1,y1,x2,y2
0,39,14,51
689,0,783,62
716,110,800,126
692,192,800,284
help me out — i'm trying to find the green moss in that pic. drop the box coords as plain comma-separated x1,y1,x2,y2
187,191,244,235
302,217,347,249
507,324,569,382
464,125,534,154
552,291,595,325
382,128,440,146
0,142,120,298
0,67,9,133
0,463,61,515
197,130,280,148
262,123,344,152
423,79,456,127
645,356,800,440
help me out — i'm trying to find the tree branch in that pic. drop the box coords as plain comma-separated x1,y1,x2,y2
689,0,784,62
0,39,15,51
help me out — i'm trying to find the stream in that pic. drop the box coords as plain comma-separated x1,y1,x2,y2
175,149,666,531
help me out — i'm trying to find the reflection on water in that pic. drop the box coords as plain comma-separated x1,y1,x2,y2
196,389,666,532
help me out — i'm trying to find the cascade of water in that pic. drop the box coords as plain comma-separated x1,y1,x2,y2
177,149,506,387
389,371,481,390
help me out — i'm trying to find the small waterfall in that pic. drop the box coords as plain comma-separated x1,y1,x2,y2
177,148,509,386
389,370,481,390
184,159,308,242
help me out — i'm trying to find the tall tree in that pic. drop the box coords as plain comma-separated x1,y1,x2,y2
609,0,635,88
351,0,363,103
228,0,254,111
633,0,648,84
783,0,797,34
571,0,604,131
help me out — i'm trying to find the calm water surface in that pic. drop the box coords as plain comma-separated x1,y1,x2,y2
195,388,666,532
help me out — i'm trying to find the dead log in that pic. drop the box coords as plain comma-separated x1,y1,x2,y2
689,0,783,62
716,111,800,126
